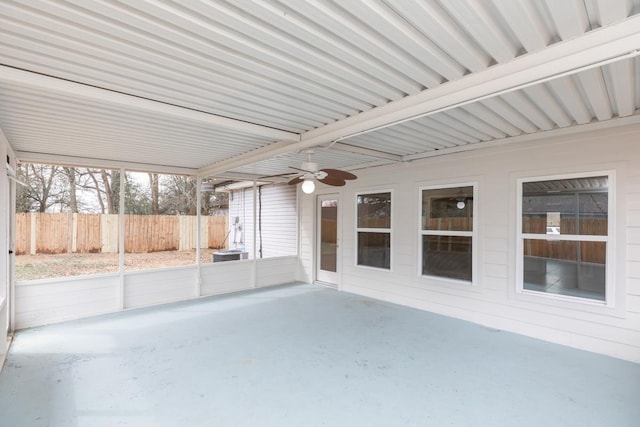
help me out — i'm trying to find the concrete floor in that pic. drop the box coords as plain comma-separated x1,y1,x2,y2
0,283,638,427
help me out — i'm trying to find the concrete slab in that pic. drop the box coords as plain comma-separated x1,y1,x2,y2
1,283,638,426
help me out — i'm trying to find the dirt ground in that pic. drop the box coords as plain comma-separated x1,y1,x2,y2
15,249,221,281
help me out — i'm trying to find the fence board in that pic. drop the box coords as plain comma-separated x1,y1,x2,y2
36,213,69,254
101,214,119,253
15,213,228,254
15,213,30,255
207,216,228,249
75,213,102,253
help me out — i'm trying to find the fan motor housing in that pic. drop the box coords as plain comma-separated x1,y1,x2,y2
301,161,318,172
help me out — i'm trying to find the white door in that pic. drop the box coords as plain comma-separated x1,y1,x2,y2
316,194,339,287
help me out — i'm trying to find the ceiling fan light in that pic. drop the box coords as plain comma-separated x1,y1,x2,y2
301,179,315,194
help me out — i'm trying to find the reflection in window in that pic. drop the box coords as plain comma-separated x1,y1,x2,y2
358,232,391,269
420,185,474,282
357,192,391,228
521,175,608,301
522,177,608,236
356,192,391,269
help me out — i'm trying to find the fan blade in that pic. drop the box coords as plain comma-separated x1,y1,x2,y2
288,176,304,185
320,169,357,180
318,175,346,186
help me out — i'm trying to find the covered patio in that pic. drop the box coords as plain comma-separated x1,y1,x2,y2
1,283,638,426
1,2,640,424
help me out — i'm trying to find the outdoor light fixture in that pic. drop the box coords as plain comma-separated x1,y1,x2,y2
456,200,466,209
301,178,315,194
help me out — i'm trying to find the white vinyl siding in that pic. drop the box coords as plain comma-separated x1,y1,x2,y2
228,184,297,259
258,184,298,258
298,123,640,363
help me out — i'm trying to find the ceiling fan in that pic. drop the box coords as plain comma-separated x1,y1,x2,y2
268,150,357,194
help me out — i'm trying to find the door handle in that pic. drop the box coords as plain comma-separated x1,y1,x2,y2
8,250,13,254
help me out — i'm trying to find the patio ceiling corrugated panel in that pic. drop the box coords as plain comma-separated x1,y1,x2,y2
0,0,639,175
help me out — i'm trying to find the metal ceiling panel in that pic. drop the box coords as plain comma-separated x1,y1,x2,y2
0,0,638,175
337,59,640,158
0,81,276,170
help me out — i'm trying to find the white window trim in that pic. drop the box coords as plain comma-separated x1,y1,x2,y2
515,170,615,307
355,189,393,271
418,182,478,286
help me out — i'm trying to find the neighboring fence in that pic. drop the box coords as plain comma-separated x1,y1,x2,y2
15,213,228,255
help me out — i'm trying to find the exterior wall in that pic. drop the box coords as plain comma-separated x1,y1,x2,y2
299,122,640,362
228,184,297,258
1,128,17,370
258,184,297,258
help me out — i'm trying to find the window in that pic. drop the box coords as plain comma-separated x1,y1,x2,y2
420,185,475,282
519,174,610,302
356,191,391,269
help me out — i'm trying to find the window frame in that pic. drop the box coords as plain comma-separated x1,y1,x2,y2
355,189,393,271
516,171,614,306
418,182,478,285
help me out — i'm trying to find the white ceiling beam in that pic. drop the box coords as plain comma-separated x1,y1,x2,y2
0,65,300,142
198,15,640,176
208,172,289,184
15,151,198,175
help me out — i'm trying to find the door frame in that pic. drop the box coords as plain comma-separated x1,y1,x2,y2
315,193,341,288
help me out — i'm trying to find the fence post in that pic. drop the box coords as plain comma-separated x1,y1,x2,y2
29,213,36,255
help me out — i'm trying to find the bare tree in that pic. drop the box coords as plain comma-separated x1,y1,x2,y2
62,167,79,213
159,175,197,215
17,164,67,212
149,173,160,215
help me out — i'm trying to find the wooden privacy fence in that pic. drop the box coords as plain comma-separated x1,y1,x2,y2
15,213,228,255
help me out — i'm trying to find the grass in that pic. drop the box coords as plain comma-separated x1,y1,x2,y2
15,249,220,281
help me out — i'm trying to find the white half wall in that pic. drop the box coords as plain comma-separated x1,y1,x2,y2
298,121,640,363
15,274,119,329
14,256,299,330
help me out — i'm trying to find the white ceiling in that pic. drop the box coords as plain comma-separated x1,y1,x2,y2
0,0,639,178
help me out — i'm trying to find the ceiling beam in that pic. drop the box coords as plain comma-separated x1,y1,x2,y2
198,14,640,176
0,65,300,142
15,151,198,175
